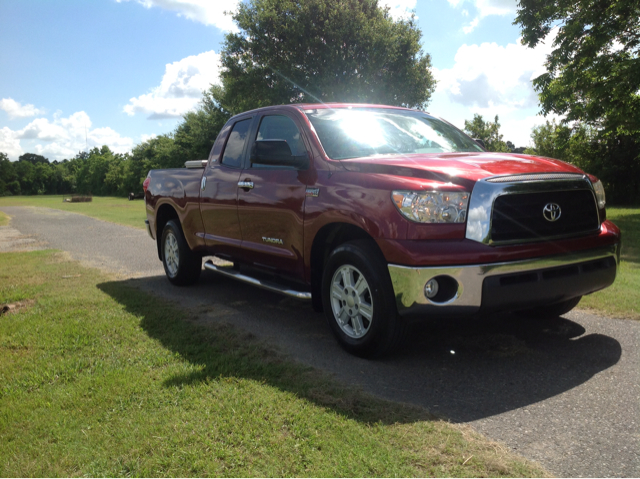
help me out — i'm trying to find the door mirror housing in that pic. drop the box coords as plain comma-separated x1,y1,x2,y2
251,140,309,169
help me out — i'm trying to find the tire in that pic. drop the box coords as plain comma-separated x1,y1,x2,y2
521,296,582,319
161,219,202,286
321,240,407,358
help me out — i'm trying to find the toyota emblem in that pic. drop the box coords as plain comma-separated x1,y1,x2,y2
543,203,561,222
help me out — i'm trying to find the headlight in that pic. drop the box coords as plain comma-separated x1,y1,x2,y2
593,180,606,209
392,190,469,223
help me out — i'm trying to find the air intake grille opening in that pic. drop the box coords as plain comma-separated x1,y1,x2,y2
491,189,600,242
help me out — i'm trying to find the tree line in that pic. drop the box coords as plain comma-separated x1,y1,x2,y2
1,0,638,204
0,87,228,197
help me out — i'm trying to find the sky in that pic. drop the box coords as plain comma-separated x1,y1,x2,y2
0,0,559,162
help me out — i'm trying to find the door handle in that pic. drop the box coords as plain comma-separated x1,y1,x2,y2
237,181,254,189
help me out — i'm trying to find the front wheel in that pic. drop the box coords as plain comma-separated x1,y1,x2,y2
321,240,406,358
161,219,202,286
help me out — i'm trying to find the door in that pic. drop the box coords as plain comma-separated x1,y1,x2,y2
237,113,310,277
200,116,253,257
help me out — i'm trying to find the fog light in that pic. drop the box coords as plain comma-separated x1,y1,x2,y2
424,278,439,299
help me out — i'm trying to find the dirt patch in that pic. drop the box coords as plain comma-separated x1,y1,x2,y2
0,226,47,252
1,299,36,316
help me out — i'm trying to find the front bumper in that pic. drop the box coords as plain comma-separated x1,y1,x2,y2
388,243,620,317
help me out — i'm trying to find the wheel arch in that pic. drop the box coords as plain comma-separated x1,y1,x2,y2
309,222,386,311
155,203,180,260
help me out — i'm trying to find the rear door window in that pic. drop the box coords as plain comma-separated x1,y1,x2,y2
221,118,252,168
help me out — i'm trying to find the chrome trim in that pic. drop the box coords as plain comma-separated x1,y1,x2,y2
486,173,585,183
388,243,619,312
204,261,311,300
466,174,597,244
185,159,207,169
262,236,284,245
543,202,561,222
238,181,254,189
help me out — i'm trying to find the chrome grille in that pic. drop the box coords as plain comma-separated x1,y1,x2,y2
466,175,601,245
491,190,600,242
486,173,585,183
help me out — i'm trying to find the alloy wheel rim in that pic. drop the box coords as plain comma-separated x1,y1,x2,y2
164,232,179,277
330,265,373,339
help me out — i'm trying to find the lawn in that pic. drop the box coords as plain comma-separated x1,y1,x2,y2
0,250,544,477
0,211,9,227
0,195,146,230
579,207,640,319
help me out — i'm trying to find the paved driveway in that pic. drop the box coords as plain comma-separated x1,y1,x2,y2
1,205,638,477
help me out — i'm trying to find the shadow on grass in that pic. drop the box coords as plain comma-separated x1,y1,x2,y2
97,278,434,426
98,272,622,424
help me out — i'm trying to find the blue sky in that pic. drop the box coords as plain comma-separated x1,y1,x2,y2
0,0,558,161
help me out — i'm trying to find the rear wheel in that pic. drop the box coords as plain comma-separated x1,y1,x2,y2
521,296,582,319
161,219,201,286
322,240,406,358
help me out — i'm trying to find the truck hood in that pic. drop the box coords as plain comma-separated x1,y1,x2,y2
339,152,585,186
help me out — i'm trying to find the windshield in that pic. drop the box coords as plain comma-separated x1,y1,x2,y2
305,108,483,160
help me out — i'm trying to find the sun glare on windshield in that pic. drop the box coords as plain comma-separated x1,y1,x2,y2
305,108,483,160
339,111,387,149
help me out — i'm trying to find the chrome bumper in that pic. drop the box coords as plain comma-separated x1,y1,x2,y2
388,243,620,316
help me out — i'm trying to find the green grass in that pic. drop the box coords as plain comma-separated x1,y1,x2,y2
579,207,640,319
0,195,146,230
0,250,545,477
0,211,9,227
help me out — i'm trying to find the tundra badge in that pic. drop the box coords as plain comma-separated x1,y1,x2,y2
262,237,284,245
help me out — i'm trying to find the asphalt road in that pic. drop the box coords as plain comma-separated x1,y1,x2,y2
1,205,638,477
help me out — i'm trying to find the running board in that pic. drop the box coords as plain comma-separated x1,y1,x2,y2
203,261,312,300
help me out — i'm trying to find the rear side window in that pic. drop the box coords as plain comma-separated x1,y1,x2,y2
221,119,251,168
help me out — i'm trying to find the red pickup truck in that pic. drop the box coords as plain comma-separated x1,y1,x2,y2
144,103,620,357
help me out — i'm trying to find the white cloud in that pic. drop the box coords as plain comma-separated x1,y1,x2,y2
124,50,221,120
141,133,158,143
448,0,516,33
434,33,555,111
380,0,417,19
474,0,515,17
1,111,134,161
0,127,23,159
448,0,515,17
117,0,240,31
499,112,563,148
462,18,479,34
430,31,560,146
0,98,44,119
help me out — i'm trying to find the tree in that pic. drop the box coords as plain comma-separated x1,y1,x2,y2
18,153,50,165
515,0,640,203
174,86,231,161
0,152,17,195
217,0,436,114
515,0,640,137
529,120,573,159
463,114,510,152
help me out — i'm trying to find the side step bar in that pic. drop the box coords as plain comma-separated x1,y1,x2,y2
203,260,312,300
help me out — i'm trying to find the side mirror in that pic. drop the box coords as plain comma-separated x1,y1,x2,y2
474,138,486,149
251,140,308,169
